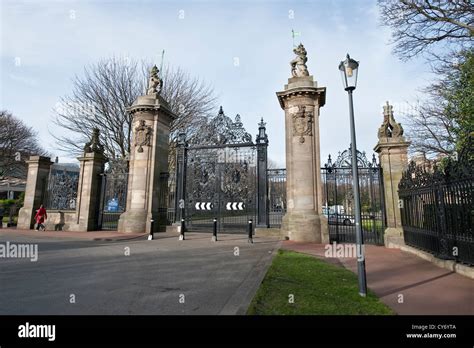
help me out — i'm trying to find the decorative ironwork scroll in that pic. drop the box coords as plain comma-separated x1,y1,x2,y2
329,145,375,168
188,107,252,146
45,165,80,210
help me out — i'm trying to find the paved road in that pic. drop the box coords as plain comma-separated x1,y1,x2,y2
0,232,280,315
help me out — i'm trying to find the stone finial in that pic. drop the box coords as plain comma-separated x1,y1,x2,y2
147,65,163,95
290,43,309,77
83,128,104,155
377,101,404,139
235,114,242,125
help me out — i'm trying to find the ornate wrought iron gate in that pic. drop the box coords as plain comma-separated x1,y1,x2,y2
321,147,386,245
268,169,287,227
184,145,257,231
173,108,268,233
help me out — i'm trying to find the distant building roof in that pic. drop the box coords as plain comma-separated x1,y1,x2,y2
0,176,27,191
51,163,80,172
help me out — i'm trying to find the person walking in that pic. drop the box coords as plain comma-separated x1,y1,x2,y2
34,204,47,231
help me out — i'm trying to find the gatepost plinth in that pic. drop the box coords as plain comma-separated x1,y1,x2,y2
118,66,176,233
276,44,329,243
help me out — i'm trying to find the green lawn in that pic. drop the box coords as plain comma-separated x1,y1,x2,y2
361,219,383,231
247,250,394,315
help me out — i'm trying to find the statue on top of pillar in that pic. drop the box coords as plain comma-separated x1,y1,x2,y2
147,65,163,95
290,43,309,77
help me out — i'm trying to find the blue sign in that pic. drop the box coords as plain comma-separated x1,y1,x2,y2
106,198,119,212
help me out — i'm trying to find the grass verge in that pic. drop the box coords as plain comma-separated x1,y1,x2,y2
247,250,394,315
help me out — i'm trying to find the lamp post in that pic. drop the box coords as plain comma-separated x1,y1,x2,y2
338,54,367,297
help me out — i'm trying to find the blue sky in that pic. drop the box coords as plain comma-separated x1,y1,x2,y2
1,0,432,166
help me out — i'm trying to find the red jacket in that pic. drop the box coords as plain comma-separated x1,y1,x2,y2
35,207,47,224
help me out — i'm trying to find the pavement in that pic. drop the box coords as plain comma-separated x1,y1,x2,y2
282,241,474,315
0,230,280,315
0,227,147,241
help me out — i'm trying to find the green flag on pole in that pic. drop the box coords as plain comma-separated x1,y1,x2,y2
292,29,301,47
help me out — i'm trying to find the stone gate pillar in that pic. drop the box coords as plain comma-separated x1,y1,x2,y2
276,43,329,243
118,66,176,233
374,102,410,246
17,156,53,229
70,129,107,231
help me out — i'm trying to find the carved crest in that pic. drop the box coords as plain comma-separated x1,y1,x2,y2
377,101,404,139
292,105,313,143
134,120,153,153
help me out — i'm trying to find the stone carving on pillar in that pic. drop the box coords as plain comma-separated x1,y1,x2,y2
134,120,153,153
290,43,309,77
292,105,313,143
83,128,104,155
377,102,404,139
147,65,163,95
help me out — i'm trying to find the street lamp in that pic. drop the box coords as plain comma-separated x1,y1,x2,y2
338,54,367,297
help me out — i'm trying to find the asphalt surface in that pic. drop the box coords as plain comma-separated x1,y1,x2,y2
0,232,280,315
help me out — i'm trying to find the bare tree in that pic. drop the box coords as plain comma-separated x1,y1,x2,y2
402,49,473,156
0,110,47,177
52,57,218,163
378,0,474,61
403,99,457,156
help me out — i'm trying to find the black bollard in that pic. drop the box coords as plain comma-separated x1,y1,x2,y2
148,219,154,240
212,218,217,242
179,218,185,240
248,219,253,244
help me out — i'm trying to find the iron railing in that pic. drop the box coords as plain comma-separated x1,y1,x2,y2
399,153,474,265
